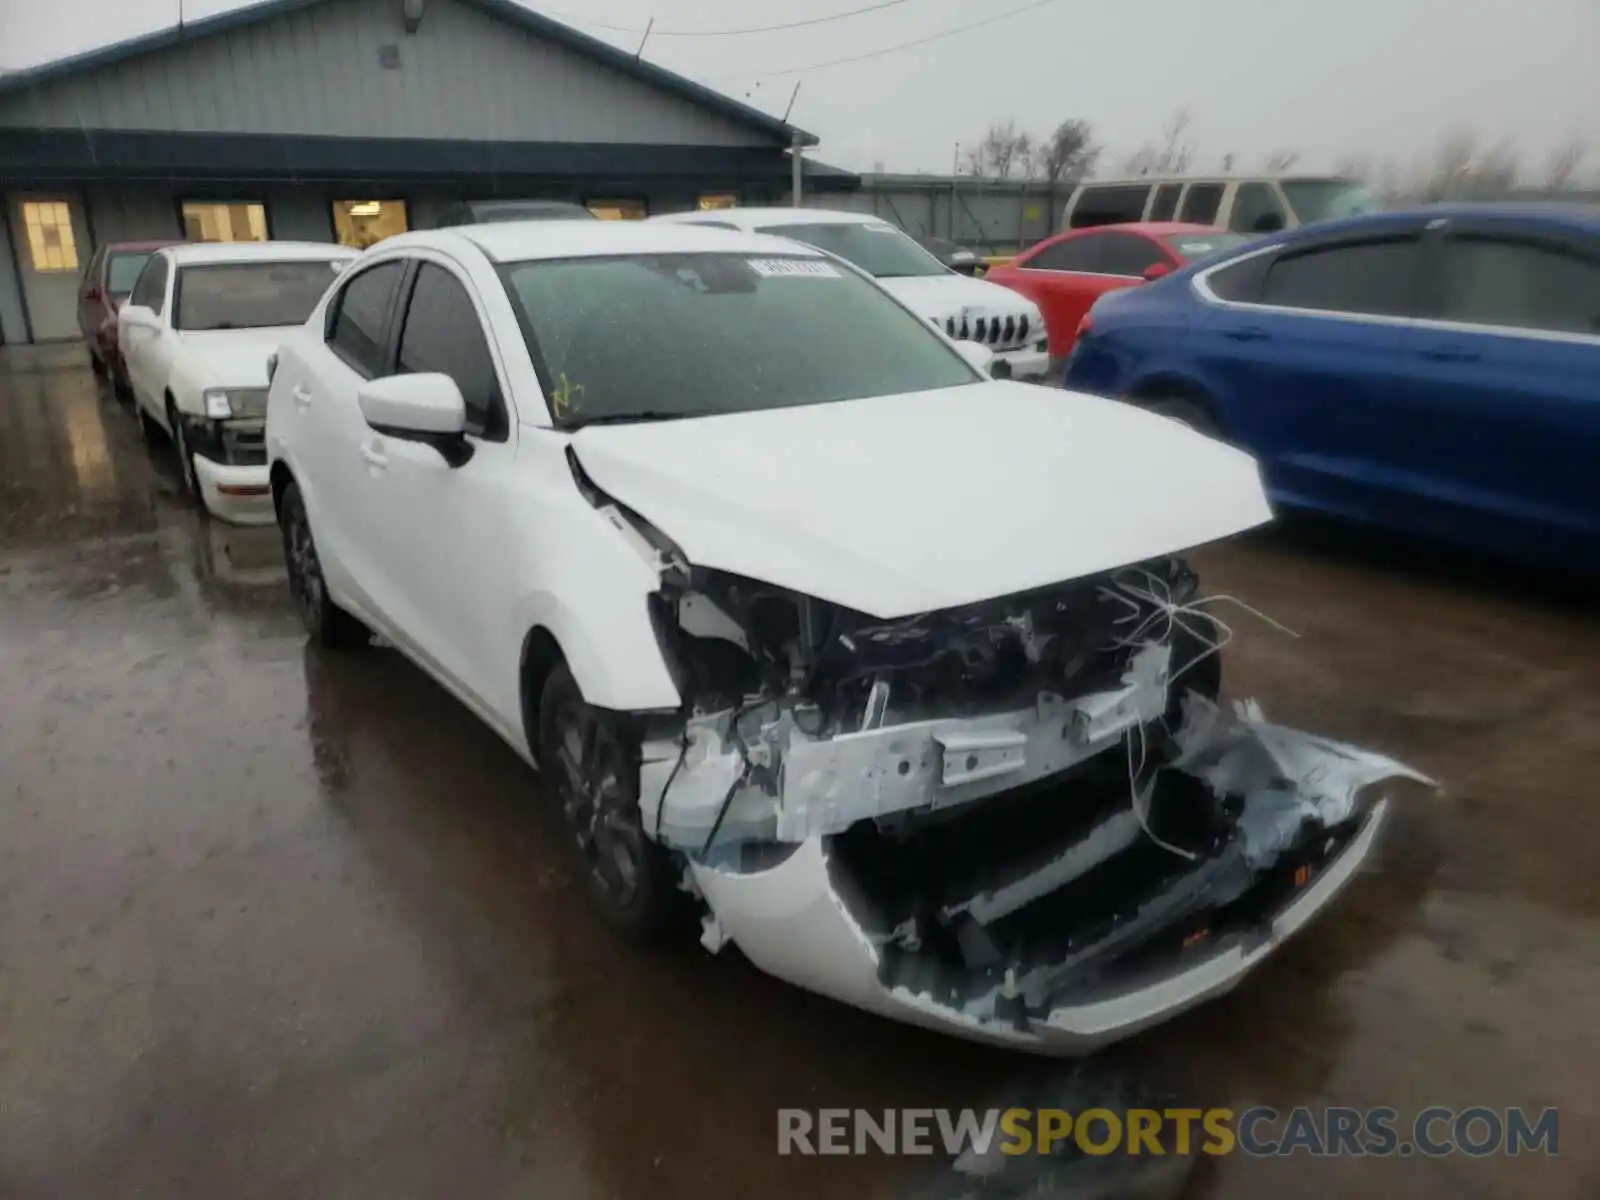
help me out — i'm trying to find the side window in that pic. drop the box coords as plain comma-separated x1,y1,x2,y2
1096,232,1169,277
131,256,169,315
1439,234,1600,336
1205,253,1272,303
395,263,505,439
327,260,405,378
1148,184,1182,222
1229,183,1288,235
1025,236,1103,273
1179,183,1224,225
1069,185,1151,229
1261,236,1420,316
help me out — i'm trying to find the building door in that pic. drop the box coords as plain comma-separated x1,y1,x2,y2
9,194,91,342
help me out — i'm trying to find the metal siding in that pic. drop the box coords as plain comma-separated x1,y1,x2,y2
84,186,181,243
266,190,336,242
0,0,768,147
0,200,29,345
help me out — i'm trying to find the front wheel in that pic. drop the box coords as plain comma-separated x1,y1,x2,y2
538,663,681,939
279,481,369,650
168,401,203,508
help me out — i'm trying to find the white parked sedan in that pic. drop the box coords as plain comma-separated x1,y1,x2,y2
265,221,1428,1055
118,241,358,524
651,208,1052,382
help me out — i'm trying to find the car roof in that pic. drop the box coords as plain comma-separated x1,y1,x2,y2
102,239,180,253
653,207,892,229
386,221,837,263
1067,222,1228,238
1079,174,1357,188
165,241,360,265
1249,200,1600,246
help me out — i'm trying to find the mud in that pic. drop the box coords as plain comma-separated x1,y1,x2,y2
2,350,1596,1198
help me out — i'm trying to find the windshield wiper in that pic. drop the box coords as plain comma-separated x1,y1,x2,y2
563,411,695,430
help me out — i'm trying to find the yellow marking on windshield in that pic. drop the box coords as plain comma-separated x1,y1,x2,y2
552,372,587,418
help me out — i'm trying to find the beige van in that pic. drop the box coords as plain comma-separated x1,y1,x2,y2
1061,175,1376,235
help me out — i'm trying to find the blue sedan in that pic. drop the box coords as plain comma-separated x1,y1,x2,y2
1062,203,1600,569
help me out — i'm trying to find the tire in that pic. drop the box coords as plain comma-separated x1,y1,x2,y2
134,399,162,446
538,663,681,939
1143,396,1221,440
167,399,204,509
278,480,369,650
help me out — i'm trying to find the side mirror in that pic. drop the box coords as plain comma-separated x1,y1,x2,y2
120,304,156,328
1141,261,1172,281
357,373,474,467
953,339,996,376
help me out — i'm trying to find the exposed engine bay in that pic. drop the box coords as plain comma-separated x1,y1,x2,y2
569,450,1433,1052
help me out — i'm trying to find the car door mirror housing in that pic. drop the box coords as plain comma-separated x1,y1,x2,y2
121,303,156,327
357,373,474,467
1142,262,1172,281
953,340,996,376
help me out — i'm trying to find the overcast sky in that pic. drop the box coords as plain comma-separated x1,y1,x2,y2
2,0,1597,176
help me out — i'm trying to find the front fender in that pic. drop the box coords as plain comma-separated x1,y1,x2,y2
512,587,680,714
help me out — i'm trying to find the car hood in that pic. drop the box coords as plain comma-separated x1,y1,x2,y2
570,382,1273,618
876,273,1040,321
177,327,299,387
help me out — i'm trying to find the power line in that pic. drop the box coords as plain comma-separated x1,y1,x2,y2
542,0,913,37
738,0,1066,76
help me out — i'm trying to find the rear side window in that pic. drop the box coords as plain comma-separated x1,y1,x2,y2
1229,183,1289,235
1148,184,1181,222
1179,184,1224,224
1096,232,1168,276
1439,234,1600,336
1069,186,1150,229
395,263,505,439
327,260,405,377
1261,236,1420,316
1026,236,1103,272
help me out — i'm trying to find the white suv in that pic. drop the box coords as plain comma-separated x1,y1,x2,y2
264,220,1426,1055
652,208,1051,381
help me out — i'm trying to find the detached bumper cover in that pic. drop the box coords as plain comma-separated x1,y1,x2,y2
689,696,1433,1055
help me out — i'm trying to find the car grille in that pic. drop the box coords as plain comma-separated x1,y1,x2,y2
944,311,1032,351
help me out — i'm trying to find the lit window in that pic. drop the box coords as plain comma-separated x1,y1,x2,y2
333,199,409,249
22,201,78,272
697,194,738,211
181,201,268,243
587,199,648,221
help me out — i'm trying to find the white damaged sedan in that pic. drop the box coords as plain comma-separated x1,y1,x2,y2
265,221,1429,1055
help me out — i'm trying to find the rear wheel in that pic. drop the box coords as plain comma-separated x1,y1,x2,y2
279,481,369,649
538,663,680,939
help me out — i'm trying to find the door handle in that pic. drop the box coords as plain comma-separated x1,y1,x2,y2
1224,325,1271,342
1422,347,1479,364
291,384,313,406
360,443,389,470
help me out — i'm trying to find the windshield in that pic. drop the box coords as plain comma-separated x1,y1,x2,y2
502,252,977,427
174,261,346,331
1162,232,1251,261
757,222,950,278
1280,180,1377,224
108,252,153,296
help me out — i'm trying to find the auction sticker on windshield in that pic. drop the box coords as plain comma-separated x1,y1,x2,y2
748,259,842,279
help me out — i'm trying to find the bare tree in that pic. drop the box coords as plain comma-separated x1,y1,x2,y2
1423,130,1478,200
1037,118,1099,182
1263,148,1301,172
1220,152,1236,174
1544,136,1588,190
977,119,1029,179
1157,106,1195,174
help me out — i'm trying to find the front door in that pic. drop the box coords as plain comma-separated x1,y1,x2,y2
9,194,92,341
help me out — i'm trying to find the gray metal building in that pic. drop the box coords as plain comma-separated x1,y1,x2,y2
0,0,857,345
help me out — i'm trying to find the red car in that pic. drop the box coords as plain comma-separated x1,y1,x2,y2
984,223,1250,366
77,239,178,399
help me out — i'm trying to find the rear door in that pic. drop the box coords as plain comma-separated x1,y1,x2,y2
288,257,409,619
1398,217,1600,559
1191,225,1428,514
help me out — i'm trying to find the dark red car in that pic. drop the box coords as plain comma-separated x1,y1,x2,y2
77,240,178,397
984,223,1250,365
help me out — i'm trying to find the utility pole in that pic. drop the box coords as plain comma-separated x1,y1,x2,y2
791,130,803,206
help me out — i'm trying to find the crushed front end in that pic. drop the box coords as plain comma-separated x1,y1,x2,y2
628,544,1432,1052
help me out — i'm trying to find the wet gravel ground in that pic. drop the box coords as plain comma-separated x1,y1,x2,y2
2,348,1597,1199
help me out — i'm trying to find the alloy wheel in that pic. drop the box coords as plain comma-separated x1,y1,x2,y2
551,699,645,907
